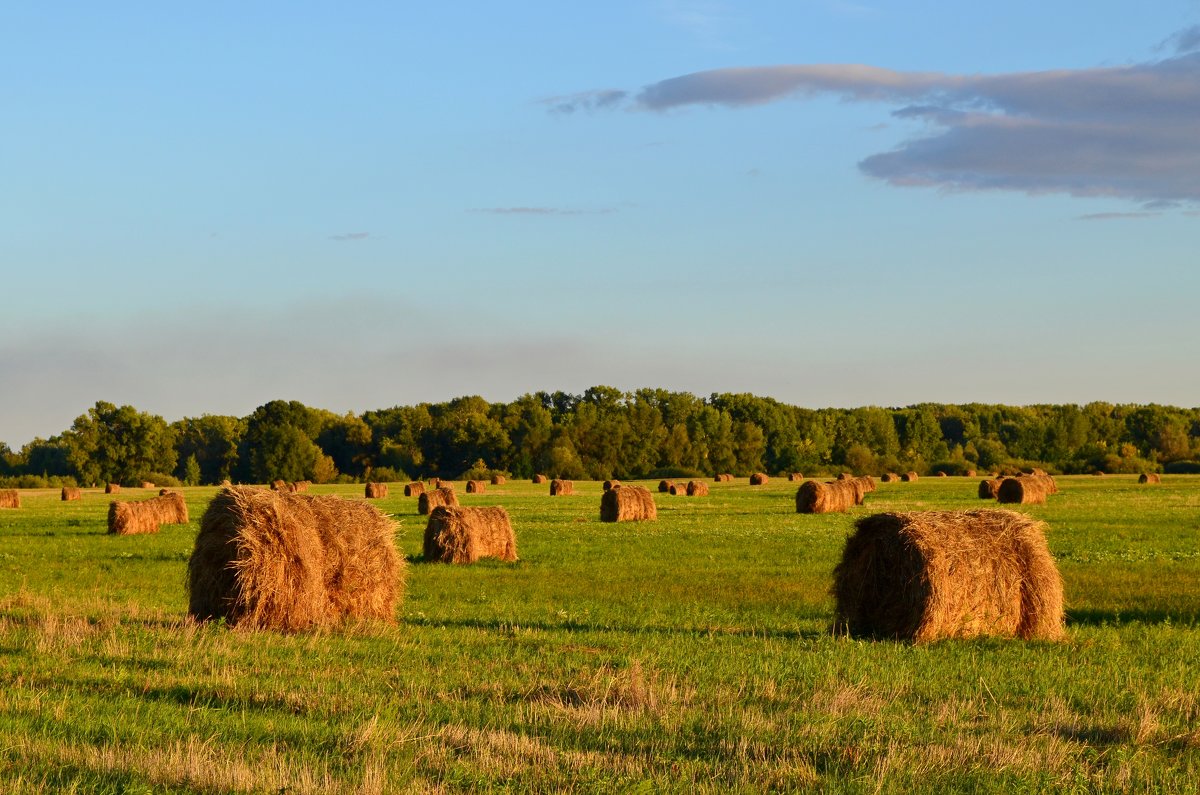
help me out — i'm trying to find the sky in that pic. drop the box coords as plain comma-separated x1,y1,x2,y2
2,1,1199,446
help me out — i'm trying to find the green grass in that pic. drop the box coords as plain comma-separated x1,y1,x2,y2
1,477,1199,792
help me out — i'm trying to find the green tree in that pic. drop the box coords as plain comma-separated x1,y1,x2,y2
173,414,244,484
63,401,177,485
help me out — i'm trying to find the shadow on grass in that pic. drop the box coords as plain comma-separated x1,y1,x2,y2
1066,608,1200,627
401,614,824,641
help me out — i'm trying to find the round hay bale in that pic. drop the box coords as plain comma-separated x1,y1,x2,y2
937,471,948,478
140,481,156,490
795,480,856,514
881,473,900,483
61,487,81,502
532,474,548,484
658,479,673,493
105,483,120,494
978,478,1004,499
293,480,311,493
490,474,506,486
713,473,733,483
550,479,574,496
836,473,852,481
749,473,768,485
270,479,286,491
187,486,403,632
669,483,686,495
0,490,21,509
965,470,977,478
466,479,486,494
788,473,804,482
686,480,709,497
599,485,657,522
1138,473,1162,484
108,500,158,536
900,472,919,482
403,482,426,497
602,479,620,492
996,476,1051,505
423,505,517,564
1093,471,1106,476
418,487,459,515
428,478,441,489
365,482,389,499
832,509,1065,642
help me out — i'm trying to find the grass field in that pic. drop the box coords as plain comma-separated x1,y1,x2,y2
1,476,1198,793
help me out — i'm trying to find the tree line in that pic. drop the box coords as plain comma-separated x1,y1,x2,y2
2,389,1199,487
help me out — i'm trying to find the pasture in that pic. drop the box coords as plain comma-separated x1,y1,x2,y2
0,476,1198,792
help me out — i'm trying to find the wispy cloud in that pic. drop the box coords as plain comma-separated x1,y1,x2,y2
330,231,370,241
541,89,628,115
470,207,617,216
1076,212,1162,221
559,34,1200,207
1161,25,1200,53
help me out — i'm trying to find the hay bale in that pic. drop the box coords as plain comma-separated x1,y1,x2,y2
658,479,673,493
270,479,286,491
404,482,426,497
881,473,900,483
418,486,459,515
901,472,919,482
187,486,403,632
686,480,709,497
490,474,506,486
795,479,857,514
550,479,574,496
669,483,687,495
466,479,487,494
365,482,389,499
293,480,311,493
749,473,768,485
996,475,1054,505
1093,471,1105,476
61,487,81,502
423,506,517,564
105,483,120,494
428,478,442,488
602,479,620,492
108,492,188,536
978,478,1004,499
965,470,977,478
0,490,20,509
159,488,173,496
154,491,189,524
831,509,1065,642
140,481,156,490
1029,468,1048,476
788,473,804,481
599,485,657,522
937,471,948,478
713,473,733,482
532,474,548,484
837,473,852,481
1138,473,1162,484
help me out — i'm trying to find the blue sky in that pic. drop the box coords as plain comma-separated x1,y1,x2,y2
2,1,1198,446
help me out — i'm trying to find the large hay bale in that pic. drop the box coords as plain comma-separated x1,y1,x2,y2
796,480,857,514
0,490,20,509
901,472,919,482
365,482,389,499
404,482,426,497
996,476,1052,505
1138,473,1162,484
153,491,189,525
550,479,574,496
832,510,1065,642
749,473,768,485
881,472,900,483
108,492,189,536
686,480,709,497
61,487,81,502
603,479,620,492
105,483,120,494
187,486,403,632
599,485,657,522
532,474,548,484
658,479,673,493
490,474,506,486
466,479,486,494
978,478,1004,499
418,486,459,515
423,506,517,564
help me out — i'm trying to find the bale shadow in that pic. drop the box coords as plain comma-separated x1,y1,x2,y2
1066,608,1200,627
401,614,822,642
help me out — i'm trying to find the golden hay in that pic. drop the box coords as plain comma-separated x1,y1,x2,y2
0,490,20,509
490,474,506,485
61,487,81,502
418,486,459,515
293,480,312,493
108,492,189,536
714,473,734,483
466,479,487,494
795,479,858,514
159,488,173,496
836,473,852,481
428,478,442,488
1138,473,1162,484
686,480,709,497
832,509,1065,642
966,470,977,478
669,483,686,495
1030,468,1048,476
996,475,1056,505
140,481,156,490
658,479,674,493
881,472,900,483
187,486,403,632
105,483,120,494
600,485,657,522
937,471,948,478
365,482,389,499
603,479,620,492
270,479,286,491
978,478,1004,499
901,472,919,482
550,479,574,496
749,473,768,485
404,482,426,497
788,473,804,481
423,506,517,564
532,474,548,484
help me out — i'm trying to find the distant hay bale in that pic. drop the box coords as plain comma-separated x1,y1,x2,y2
140,481,155,490
996,475,1055,505
187,486,402,632
270,479,286,491
796,479,858,514
1093,471,1106,477
832,509,1065,642
965,470,977,478
600,485,657,522
108,492,188,536
159,488,173,496
603,479,620,492
837,473,852,481
658,480,673,493
423,506,517,564
686,480,709,497
881,473,900,483
1138,473,1162,484
978,478,1004,499
61,487,81,502
404,482,426,497
1030,468,1048,476
550,479,574,496
901,472,919,482
105,483,120,494
428,478,441,488
532,474,548,484
418,486,459,515
856,475,877,495
0,490,19,509
788,473,804,481
365,482,389,499
937,472,948,478
293,481,311,493
713,473,733,483
466,480,486,494
749,473,768,485
669,483,686,495
490,474,506,485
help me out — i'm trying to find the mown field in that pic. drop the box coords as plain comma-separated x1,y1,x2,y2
1,476,1198,793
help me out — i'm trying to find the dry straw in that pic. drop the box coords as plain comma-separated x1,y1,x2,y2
187,486,403,632
658,480,673,493
140,481,156,489
901,472,919,482
837,473,852,481
600,485,657,522
832,509,1065,642
365,482,389,499
603,479,620,492
978,478,1004,499
466,480,487,494
550,479,574,496
788,473,804,482
404,482,426,497
714,474,733,483
669,483,686,495
532,474,548,484
423,505,517,564
796,479,858,514
1138,473,1162,484
293,481,311,493
686,480,709,497
881,473,900,483
965,470,977,477
108,492,189,536
418,486,459,515
61,487,81,502
105,483,120,494
490,474,506,485
0,490,20,509
996,475,1057,505
749,473,768,485
428,478,442,489
270,479,286,491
